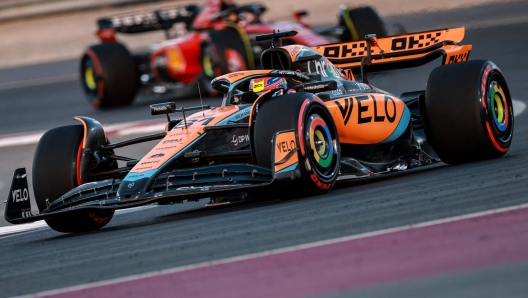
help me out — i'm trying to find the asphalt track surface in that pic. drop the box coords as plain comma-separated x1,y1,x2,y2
1,1,528,297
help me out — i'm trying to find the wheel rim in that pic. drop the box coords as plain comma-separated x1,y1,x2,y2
81,57,100,105
306,113,336,176
202,53,214,78
487,79,512,143
84,67,97,90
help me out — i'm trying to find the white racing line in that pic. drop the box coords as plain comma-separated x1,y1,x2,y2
0,99,525,236
0,205,157,237
0,74,78,91
0,120,166,148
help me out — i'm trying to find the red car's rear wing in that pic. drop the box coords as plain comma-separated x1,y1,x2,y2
312,27,471,76
97,5,199,35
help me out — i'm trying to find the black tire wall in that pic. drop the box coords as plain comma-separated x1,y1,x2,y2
425,60,514,164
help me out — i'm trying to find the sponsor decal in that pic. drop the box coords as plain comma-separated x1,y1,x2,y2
234,108,251,120
391,32,442,51
135,167,153,171
335,95,396,125
447,52,469,64
126,173,146,180
140,160,160,165
127,182,135,188
125,169,158,181
310,173,333,190
191,150,200,163
227,73,244,78
304,84,327,91
152,106,168,112
307,59,343,78
272,70,310,80
232,134,250,147
163,138,183,144
331,89,343,96
168,131,190,136
253,81,265,92
336,97,354,125
342,69,354,81
274,131,299,172
88,212,110,224
277,139,296,153
11,188,29,203
156,146,178,150
323,42,367,58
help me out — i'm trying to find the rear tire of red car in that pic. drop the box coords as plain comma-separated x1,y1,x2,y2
199,27,251,95
81,42,139,108
425,60,514,164
337,6,387,42
253,92,340,194
33,125,114,233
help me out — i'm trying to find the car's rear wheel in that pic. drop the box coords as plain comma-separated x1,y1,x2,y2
199,27,251,95
425,60,514,164
33,125,114,233
337,6,387,42
80,42,139,108
253,92,340,193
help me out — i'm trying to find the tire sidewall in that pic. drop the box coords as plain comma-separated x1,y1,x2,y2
479,63,514,154
425,60,514,164
80,42,138,108
298,100,340,189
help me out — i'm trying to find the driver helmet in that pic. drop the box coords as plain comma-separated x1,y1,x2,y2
249,77,287,94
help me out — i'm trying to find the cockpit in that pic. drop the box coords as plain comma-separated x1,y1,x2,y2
229,76,302,105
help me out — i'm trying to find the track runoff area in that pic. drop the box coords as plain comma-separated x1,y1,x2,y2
18,203,528,297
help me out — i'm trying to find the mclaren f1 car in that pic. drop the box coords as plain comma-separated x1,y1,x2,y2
80,0,390,108
6,27,513,233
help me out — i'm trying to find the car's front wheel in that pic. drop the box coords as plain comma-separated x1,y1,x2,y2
33,125,114,233
253,92,340,193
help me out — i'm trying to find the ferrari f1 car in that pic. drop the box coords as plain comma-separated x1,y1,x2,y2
80,0,389,108
7,27,513,233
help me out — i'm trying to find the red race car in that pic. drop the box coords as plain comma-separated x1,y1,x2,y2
80,0,390,108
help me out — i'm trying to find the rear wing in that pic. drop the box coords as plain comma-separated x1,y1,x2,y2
312,27,471,74
97,5,200,35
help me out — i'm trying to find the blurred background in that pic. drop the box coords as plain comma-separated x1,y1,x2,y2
0,0,516,69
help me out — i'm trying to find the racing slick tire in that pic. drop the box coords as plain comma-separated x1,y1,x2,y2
253,93,340,193
425,60,514,164
81,42,139,108
337,6,387,42
33,125,114,233
199,27,251,95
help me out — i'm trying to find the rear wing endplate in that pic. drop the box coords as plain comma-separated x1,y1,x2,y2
312,27,472,74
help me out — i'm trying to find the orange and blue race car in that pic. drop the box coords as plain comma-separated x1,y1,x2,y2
6,28,513,233
80,0,390,108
